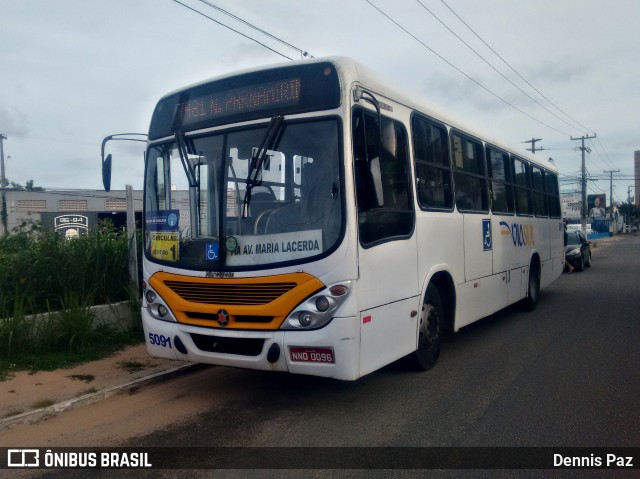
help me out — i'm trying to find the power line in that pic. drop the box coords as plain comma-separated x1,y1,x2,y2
364,0,572,136
436,0,594,135
196,0,313,59
414,0,583,136
589,137,617,171
170,0,294,61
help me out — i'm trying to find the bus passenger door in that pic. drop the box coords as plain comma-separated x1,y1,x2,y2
352,109,419,376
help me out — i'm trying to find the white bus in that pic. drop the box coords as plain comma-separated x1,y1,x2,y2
106,57,563,380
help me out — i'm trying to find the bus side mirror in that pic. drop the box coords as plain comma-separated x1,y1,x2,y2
102,153,112,192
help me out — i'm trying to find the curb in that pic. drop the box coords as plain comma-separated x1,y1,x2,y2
0,363,207,432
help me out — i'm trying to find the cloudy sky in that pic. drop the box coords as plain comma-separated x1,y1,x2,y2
1,0,638,204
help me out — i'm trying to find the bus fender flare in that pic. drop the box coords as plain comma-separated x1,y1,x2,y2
419,266,457,335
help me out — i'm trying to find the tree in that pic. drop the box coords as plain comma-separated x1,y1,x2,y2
25,179,44,192
4,178,45,191
619,202,639,226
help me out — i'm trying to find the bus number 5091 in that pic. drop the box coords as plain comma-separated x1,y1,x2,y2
149,333,172,349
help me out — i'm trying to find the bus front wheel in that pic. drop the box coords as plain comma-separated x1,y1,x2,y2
411,284,443,371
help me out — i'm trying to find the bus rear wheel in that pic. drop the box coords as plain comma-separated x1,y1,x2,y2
411,284,443,371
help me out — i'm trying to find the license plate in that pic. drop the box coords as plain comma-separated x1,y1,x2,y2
290,347,335,364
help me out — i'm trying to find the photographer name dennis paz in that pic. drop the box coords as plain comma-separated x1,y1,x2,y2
554,454,634,468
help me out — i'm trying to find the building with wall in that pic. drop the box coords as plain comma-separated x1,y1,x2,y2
4,189,144,234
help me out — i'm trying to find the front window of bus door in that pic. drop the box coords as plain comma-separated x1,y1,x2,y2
353,109,413,246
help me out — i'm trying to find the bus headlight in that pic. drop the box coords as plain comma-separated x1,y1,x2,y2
315,296,330,312
143,285,176,322
145,290,157,304
299,311,313,327
281,281,352,330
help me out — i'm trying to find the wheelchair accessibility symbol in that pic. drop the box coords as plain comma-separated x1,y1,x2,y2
206,243,219,261
482,219,492,251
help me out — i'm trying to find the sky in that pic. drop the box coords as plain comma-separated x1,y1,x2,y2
1,0,639,205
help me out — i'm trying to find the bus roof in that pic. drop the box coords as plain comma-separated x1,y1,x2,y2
155,56,557,173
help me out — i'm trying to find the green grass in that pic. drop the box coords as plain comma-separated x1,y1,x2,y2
0,219,133,318
0,219,144,379
0,329,144,381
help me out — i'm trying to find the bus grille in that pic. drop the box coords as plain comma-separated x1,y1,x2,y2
163,281,297,305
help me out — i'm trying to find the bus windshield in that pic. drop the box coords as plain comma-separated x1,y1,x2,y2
144,118,343,270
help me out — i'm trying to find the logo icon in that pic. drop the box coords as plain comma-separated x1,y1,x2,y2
206,243,219,261
167,212,178,228
216,309,230,327
8,449,40,468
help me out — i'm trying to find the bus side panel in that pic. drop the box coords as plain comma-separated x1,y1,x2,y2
356,237,419,377
416,212,464,291
492,215,521,276
359,297,419,377
455,273,511,329
537,217,551,263
542,219,564,289
463,214,493,281
508,266,526,305
415,212,464,332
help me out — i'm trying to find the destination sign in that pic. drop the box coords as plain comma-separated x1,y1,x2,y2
178,78,301,127
149,62,341,140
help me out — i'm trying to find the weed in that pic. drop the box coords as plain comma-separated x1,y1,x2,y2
54,291,96,351
32,399,55,409
117,360,146,373
3,409,24,418
68,374,95,383
0,292,34,357
76,387,98,397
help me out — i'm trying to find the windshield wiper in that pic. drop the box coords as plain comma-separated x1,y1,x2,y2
242,115,284,217
176,131,198,188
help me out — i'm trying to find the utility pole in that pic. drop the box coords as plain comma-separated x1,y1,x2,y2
0,133,7,236
603,169,619,218
524,138,543,154
624,185,635,225
571,134,597,234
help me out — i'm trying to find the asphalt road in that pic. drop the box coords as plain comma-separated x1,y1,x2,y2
28,235,640,477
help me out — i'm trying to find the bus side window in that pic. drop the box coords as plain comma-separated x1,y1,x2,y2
513,157,533,215
451,132,488,212
353,109,414,246
412,116,453,210
531,166,548,217
353,110,383,211
487,146,514,214
545,171,561,218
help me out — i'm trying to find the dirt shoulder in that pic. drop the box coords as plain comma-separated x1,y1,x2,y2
1,343,184,421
